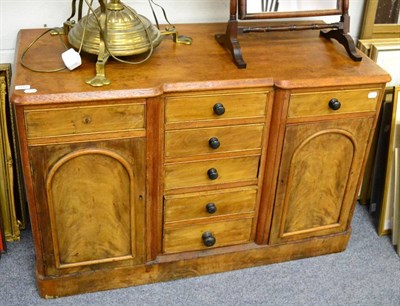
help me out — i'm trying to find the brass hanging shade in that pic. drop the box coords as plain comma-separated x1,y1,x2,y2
68,1,162,57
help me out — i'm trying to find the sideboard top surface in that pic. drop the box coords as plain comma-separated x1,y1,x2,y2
11,23,390,104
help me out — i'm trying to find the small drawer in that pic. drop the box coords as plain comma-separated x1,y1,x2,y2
164,156,260,190
165,92,267,124
25,103,145,139
165,124,264,158
163,218,253,254
164,187,257,223
288,88,381,119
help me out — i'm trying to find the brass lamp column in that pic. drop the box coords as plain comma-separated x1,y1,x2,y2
91,0,109,86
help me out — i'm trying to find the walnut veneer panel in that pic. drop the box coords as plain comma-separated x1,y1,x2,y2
48,153,133,268
283,132,353,232
28,138,146,276
270,117,374,243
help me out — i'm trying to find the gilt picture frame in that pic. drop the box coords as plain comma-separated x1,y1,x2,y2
360,0,400,39
370,44,400,87
379,86,400,236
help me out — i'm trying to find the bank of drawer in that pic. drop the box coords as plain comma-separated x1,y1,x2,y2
288,88,380,119
163,218,253,254
164,156,260,190
165,92,267,124
164,187,257,223
165,124,264,158
24,103,145,139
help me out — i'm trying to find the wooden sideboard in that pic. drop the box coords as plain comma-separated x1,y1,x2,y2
11,23,390,298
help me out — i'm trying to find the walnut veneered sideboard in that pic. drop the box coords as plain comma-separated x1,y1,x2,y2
11,23,390,298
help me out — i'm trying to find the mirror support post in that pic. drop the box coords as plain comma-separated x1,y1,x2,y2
215,0,247,68
320,0,362,62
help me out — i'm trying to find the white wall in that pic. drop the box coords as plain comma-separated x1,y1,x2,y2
0,0,366,64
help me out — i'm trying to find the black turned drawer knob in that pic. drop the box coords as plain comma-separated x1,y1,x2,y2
328,98,341,110
207,168,219,180
206,202,217,214
208,137,221,149
202,232,216,247
213,103,225,116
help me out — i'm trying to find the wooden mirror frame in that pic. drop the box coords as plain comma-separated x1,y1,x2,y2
360,0,400,39
239,0,343,19
215,0,362,68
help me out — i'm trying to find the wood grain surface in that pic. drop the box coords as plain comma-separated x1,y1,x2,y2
288,88,380,118
48,151,133,267
164,155,260,190
11,24,390,105
163,218,253,253
165,124,263,158
270,117,374,243
165,91,268,125
164,187,257,223
25,102,145,139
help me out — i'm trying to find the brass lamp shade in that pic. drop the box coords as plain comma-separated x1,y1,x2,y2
68,1,162,56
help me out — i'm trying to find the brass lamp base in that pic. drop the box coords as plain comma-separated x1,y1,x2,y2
67,0,163,86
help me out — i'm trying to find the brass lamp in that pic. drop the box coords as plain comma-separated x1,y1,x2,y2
67,0,163,86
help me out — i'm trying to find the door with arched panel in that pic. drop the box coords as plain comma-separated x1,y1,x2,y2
269,118,373,244
29,138,146,276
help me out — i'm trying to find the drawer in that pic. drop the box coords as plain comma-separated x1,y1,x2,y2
163,218,253,254
164,156,260,190
165,124,264,158
288,88,381,119
165,92,267,124
164,187,257,223
25,103,145,139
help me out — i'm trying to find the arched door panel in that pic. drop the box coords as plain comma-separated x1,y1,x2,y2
270,118,373,244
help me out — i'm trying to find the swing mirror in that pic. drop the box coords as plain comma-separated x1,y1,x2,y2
216,0,361,69
239,0,343,19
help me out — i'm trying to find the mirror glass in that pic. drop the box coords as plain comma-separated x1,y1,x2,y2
246,0,339,14
374,0,400,24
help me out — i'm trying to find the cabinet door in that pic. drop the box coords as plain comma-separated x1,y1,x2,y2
29,138,145,275
270,118,373,244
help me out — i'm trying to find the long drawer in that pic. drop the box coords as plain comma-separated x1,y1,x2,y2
164,187,257,223
165,92,267,125
164,156,260,190
165,124,264,158
288,88,380,119
163,218,253,254
24,103,145,139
